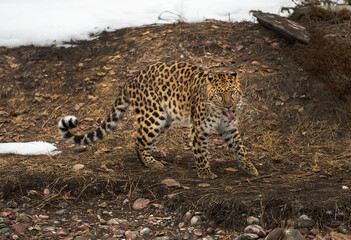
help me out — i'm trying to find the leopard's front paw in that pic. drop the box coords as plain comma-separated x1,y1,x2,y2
197,168,217,179
144,160,165,169
244,163,258,177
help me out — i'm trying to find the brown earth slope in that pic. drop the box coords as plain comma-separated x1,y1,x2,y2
0,20,351,232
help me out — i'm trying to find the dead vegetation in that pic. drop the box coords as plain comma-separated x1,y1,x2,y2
0,19,351,229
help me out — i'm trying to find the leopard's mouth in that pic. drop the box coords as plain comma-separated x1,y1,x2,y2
223,110,236,121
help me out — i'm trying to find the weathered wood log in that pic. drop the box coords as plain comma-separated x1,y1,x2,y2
252,11,310,44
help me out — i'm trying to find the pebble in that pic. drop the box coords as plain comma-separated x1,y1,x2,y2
281,229,304,240
56,228,70,237
73,164,85,170
43,226,55,232
297,215,315,228
12,223,27,235
107,218,127,225
56,209,69,215
190,215,201,225
39,214,49,219
244,225,266,237
0,227,10,233
154,236,170,240
125,230,138,240
161,178,181,187
338,225,349,234
184,211,193,222
140,227,151,235
247,216,260,226
193,228,203,236
132,198,150,210
265,228,284,240
235,233,259,239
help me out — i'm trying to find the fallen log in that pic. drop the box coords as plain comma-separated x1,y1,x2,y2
251,10,310,44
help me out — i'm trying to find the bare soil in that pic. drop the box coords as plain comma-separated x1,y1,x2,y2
0,20,351,234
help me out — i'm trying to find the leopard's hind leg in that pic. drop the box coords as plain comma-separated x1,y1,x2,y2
135,106,173,169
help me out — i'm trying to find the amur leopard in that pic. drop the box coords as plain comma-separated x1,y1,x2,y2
59,61,258,179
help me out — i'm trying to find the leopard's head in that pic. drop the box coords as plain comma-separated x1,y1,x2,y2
208,72,243,120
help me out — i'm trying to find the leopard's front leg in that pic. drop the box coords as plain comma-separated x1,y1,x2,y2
219,120,258,177
191,126,217,179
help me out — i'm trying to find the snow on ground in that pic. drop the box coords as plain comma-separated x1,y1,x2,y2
0,142,60,155
0,0,294,47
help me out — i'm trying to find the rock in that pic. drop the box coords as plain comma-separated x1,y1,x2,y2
338,225,349,234
125,230,138,240
154,236,170,240
43,227,55,232
140,227,151,236
190,215,201,225
12,223,27,235
132,198,150,210
19,213,31,223
244,225,266,237
297,215,315,228
206,227,214,234
107,218,127,225
235,233,259,239
265,228,284,240
57,228,70,237
281,229,304,240
198,183,210,187
56,209,69,215
99,218,107,224
7,200,18,208
184,211,193,222
73,164,85,170
0,227,10,233
74,237,91,240
39,214,49,219
194,228,203,236
44,188,50,196
122,198,129,205
247,216,260,225
161,178,181,187
203,236,214,240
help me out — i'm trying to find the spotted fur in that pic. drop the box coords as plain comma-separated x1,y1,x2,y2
58,61,258,179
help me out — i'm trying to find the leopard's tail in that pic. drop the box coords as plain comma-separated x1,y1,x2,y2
58,90,130,145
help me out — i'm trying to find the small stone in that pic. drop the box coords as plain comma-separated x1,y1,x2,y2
73,164,85,170
123,198,129,205
74,237,91,240
107,218,127,225
325,210,333,215
216,229,225,235
140,227,151,235
161,178,181,187
206,227,214,234
338,225,349,234
12,223,27,235
56,209,69,215
43,226,55,232
247,216,260,225
309,228,319,236
100,218,107,224
203,236,214,240
98,202,107,208
235,233,259,239
7,201,18,208
297,215,315,228
194,228,203,236
125,230,138,240
39,214,49,219
244,225,266,237
19,213,31,223
179,222,185,228
154,236,170,240
56,228,70,237
190,215,201,225
0,227,10,233
184,211,192,222
265,228,284,240
282,229,304,240
132,198,150,210
198,183,210,188
44,189,50,196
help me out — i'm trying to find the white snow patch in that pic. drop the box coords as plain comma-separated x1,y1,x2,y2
0,142,60,155
0,0,294,47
